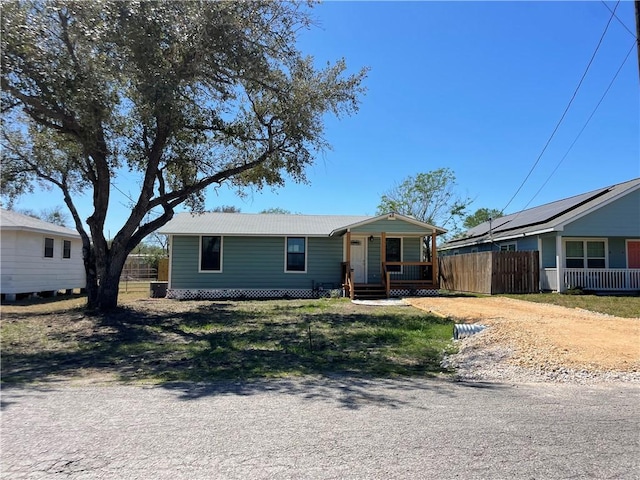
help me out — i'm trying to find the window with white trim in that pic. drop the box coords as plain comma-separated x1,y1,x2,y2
200,236,222,271
499,243,516,252
565,240,606,269
44,237,54,258
286,237,306,272
63,240,71,259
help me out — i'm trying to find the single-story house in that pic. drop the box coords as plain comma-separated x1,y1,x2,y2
440,178,640,293
0,208,86,301
157,212,446,300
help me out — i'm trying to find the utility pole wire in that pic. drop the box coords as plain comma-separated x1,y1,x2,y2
600,0,636,37
520,41,636,213
635,1,640,80
501,1,620,214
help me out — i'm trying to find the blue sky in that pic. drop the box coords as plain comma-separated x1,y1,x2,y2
13,1,640,238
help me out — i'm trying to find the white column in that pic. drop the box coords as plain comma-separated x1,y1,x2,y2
537,237,543,291
555,233,563,292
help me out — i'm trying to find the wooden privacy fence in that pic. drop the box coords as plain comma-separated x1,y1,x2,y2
439,251,540,294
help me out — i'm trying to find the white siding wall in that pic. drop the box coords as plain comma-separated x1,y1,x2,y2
1,230,86,294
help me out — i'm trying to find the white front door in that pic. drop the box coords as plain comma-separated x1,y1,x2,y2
350,238,367,283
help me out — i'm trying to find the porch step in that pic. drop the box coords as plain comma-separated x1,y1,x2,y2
353,284,387,300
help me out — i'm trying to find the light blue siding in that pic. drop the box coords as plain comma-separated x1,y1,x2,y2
403,237,422,262
367,237,381,283
540,235,557,268
170,235,343,289
563,190,640,237
608,238,628,268
516,237,538,251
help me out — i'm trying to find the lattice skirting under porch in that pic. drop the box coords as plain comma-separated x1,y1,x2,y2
166,288,342,300
390,288,439,297
166,288,439,300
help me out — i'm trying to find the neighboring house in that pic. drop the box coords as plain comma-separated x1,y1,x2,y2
157,212,446,300
0,209,86,301
440,178,640,293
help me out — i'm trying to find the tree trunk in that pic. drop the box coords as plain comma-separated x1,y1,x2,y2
82,243,100,309
97,269,121,311
83,241,129,312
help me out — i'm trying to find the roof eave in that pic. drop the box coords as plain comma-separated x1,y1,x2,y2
329,212,447,237
441,227,558,250
1,225,80,239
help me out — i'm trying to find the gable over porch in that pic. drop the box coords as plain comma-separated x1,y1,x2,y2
331,212,446,299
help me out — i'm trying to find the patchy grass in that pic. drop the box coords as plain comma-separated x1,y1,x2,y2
1,293,456,384
502,293,640,318
0,281,152,313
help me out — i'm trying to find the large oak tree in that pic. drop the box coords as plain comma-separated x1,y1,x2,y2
1,1,367,310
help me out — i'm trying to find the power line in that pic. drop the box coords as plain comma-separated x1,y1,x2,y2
519,40,636,212
501,0,621,213
600,0,636,37
110,180,162,219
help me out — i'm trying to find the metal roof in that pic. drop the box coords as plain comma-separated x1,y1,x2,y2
0,208,80,238
158,213,373,236
158,212,445,236
442,177,640,249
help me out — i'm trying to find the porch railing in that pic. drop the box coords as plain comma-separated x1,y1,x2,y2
542,268,640,292
341,261,355,299
383,262,437,292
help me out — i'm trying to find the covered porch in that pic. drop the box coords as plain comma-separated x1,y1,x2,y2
541,268,640,293
540,234,640,293
341,230,440,299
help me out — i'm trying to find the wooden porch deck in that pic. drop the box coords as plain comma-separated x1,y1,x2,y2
343,261,439,299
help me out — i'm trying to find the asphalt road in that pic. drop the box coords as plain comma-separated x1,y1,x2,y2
1,377,638,479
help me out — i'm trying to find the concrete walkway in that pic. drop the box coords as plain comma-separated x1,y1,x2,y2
1,377,638,479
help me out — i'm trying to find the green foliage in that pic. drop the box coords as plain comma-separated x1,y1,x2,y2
12,206,70,227
563,287,586,296
463,207,503,229
210,205,241,213
1,0,368,310
376,168,472,238
130,242,167,269
260,207,293,214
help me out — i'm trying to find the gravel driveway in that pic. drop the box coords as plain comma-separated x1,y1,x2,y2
408,296,640,384
1,377,638,479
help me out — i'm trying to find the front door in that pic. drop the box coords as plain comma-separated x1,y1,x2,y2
350,238,367,283
628,240,640,269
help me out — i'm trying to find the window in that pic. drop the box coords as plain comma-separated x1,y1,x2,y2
586,241,605,268
565,240,606,269
63,240,71,259
566,241,584,268
499,243,516,252
200,236,222,271
286,237,306,272
385,237,401,272
44,238,54,258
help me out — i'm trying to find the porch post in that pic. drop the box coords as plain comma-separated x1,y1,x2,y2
380,232,386,278
537,237,543,291
431,232,438,286
346,231,351,265
555,233,563,292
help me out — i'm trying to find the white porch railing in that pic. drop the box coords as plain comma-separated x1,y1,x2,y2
540,269,558,291
542,268,640,292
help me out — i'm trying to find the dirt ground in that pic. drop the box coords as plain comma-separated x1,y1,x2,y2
407,296,640,373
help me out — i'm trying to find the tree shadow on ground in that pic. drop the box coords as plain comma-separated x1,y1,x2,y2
1,299,480,399
156,375,510,410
